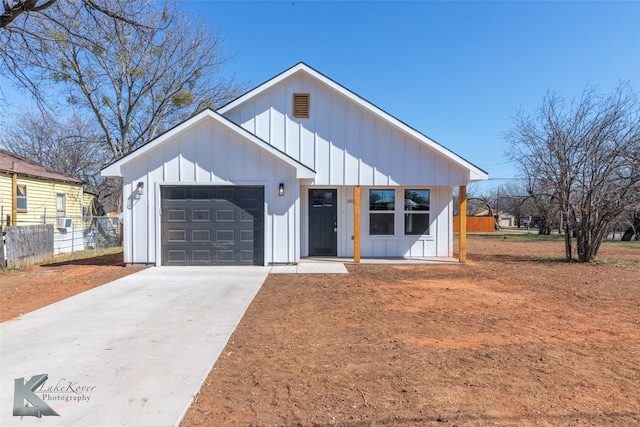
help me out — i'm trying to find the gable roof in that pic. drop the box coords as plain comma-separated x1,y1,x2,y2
219,62,488,182
0,149,82,184
101,109,316,179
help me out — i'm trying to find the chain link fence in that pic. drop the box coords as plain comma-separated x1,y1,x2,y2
2,215,122,267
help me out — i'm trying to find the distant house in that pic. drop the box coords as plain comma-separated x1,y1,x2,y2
102,63,488,266
0,149,90,253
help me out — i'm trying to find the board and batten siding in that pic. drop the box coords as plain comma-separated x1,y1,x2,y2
120,118,300,266
300,185,453,258
222,73,469,187
0,173,83,225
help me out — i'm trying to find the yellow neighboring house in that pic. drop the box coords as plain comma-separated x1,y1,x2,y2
0,149,91,254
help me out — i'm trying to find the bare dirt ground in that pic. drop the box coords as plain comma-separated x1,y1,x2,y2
2,236,639,426
0,251,143,322
183,237,640,426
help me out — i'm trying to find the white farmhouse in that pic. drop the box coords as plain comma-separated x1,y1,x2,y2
102,63,487,266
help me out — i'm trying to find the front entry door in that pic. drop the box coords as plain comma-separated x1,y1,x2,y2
308,189,337,256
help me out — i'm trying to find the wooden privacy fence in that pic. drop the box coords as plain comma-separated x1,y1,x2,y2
1,224,54,268
453,215,495,233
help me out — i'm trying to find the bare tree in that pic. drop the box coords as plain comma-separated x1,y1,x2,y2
1,1,158,107
2,0,242,159
507,84,640,262
494,182,537,229
1,0,153,28
0,111,106,186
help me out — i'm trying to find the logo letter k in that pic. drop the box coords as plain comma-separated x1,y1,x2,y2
13,374,60,417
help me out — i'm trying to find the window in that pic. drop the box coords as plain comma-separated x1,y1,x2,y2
404,189,430,235
56,194,66,217
293,93,310,118
369,189,395,235
16,185,27,212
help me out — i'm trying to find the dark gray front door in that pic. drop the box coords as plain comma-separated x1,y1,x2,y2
308,189,337,256
161,186,264,266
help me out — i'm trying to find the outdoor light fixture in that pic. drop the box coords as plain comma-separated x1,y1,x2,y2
279,183,285,196
136,182,144,196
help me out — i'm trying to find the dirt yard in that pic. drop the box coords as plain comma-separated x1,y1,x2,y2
0,251,143,322
2,236,639,425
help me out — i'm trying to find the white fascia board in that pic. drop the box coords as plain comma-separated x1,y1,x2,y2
218,63,488,183
101,109,315,180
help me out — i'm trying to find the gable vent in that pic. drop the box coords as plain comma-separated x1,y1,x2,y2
293,93,310,118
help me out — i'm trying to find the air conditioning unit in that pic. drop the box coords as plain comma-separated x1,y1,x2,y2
57,217,73,229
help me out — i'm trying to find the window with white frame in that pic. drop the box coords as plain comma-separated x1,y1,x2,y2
369,189,395,235
17,185,27,212
56,193,66,217
404,189,430,235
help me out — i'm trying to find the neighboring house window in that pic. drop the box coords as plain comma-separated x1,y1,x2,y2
369,189,395,235
16,185,27,212
404,189,430,235
57,193,66,217
293,93,310,118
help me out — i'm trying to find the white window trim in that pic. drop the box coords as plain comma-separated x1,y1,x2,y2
365,187,433,240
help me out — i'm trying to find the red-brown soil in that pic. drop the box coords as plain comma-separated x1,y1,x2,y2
2,237,639,426
184,237,639,426
0,252,143,322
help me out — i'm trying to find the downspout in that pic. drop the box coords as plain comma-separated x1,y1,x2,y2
11,161,17,226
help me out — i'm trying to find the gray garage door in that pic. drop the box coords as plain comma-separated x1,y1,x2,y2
160,186,264,266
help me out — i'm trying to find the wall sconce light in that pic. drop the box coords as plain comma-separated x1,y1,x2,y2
136,182,144,196
278,183,285,196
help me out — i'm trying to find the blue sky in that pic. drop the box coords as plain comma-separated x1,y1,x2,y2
180,0,640,192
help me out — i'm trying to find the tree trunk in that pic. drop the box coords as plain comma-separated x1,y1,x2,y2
564,223,572,260
621,213,640,241
621,227,636,241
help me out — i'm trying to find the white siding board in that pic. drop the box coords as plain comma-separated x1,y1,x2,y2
195,124,212,182
300,83,317,169
244,142,261,181
390,130,405,185
344,105,360,184
285,81,302,161
270,84,287,153
212,125,228,182
330,97,346,185
255,94,271,142
179,130,196,182
404,138,420,185
359,112,375,185
374,120,391,185
241,101,256,135
228,133,245,181
163,143,180,181
314,88,332,185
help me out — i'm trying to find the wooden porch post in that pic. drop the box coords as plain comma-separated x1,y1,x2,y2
459,185,467,262
354,185,361,263
11,172,18,226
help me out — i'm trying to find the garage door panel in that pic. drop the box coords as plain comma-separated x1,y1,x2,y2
168,230,187,242
192,209,211,221
192,230,211,242
167,209,187,222
167,250,187,262
193,250,211,262
216,209,235,221
161,186,264,266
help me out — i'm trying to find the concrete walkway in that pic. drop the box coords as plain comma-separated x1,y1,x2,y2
0,266,270,427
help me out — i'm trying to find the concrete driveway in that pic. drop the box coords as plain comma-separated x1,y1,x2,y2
0,266,270,427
